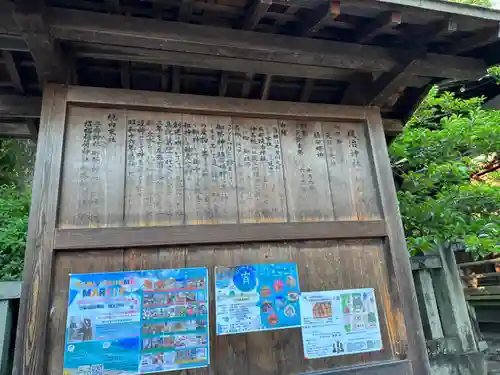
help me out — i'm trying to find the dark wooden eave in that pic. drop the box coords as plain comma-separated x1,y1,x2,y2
0,0,500,139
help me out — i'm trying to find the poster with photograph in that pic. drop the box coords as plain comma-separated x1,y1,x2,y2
215,263,301,335
63,268,209,375
299,288,382,360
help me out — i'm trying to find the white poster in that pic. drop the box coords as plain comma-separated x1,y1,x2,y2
299,288,382,359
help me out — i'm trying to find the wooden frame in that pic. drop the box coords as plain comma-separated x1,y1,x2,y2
14,84,430,375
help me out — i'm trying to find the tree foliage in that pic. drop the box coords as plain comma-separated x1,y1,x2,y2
0,139,35,281
449,0,492,7
390,87,500,257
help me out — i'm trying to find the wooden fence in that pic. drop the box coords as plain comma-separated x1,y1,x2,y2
0,247,487,375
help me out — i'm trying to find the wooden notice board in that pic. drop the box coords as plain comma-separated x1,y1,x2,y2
15,84,430,375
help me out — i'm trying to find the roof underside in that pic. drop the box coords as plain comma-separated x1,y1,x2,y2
0,0,500,138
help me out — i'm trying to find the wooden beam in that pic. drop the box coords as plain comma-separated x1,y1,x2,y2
219,71,228,97
54,220,387,250
382,118,403,136
46,8,487,81
0,121,31,138
357,11,401,43
13,2,67,84
0,35,28,52
2,51,23,94
298,0,340,36
241,73,253,98
178,0,194,22
443,23,500,54
261,74,272,100
0,95,41,118
345,18,458,106
300,78,314,102
241,0,272,30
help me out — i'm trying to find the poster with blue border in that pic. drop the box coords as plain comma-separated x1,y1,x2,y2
215,263,301,335
63,268,209,375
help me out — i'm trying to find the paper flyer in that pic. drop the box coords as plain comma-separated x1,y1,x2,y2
299,288,382,359
63,268,209,375
215,263,301,335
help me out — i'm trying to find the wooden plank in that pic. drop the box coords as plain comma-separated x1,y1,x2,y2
219,72,228,97
66,86,370,122
298,0,340,36
233,117,287,223
323,122,381,220
413,269,444,340
0,95,41,118
183,114,238,225
357,11,401,43
300,78,314,102
280,119,334,221
121,61,130,89
260,74,272,100
46,250,124,375
0,282,22,300
13,1,66,83
2,50,23,94
366,109,431,375
47,8,487,80
124,111,184,226
0,121,31,139
459,258,500,268
13,84,68,375
58,106,126,228
464,286,500,296
241,0,272,30
171,66,181,93
241,73,253,98
410,255,442,270
54,220,387,250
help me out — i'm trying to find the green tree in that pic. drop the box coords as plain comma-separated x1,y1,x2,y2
449,0,492,7
390,87,500,257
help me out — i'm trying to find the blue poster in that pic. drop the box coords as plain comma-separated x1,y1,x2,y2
215,263,301,335
63,268,209,375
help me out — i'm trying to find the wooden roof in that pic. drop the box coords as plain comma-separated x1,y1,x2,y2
0,0,500,139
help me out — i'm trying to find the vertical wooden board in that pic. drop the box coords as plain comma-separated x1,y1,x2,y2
183,114,237,224
124,111,184,226
297,241,360,370
186,245,247,375
279,120,334,222
233,117,287,223
47,250,124,375
323,122,381,220
59,106,126,228
123,248,159,270
241,244,303,375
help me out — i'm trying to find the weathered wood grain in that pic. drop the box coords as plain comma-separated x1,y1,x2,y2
125,111,184,226
13,85,67,375
54,220,387,250
183,114,237,224
58,106,126,228
366,109,430,375
280,119,334,221
233,117,287,223
47,250,124,375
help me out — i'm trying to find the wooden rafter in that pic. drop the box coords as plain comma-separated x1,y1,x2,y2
219,72,228,97
300,78,314,102
178,0,194,22
241,73,254,97
46,8,486,81
0,95,41,118
298,0,340,36
357,11,401,43
261,74,272,100
2,50,23,94
13,1,67,84
241,0,272,30
443,23,500,54
344,18,459,107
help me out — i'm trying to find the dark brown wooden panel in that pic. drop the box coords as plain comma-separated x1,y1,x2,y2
54,220,387,250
